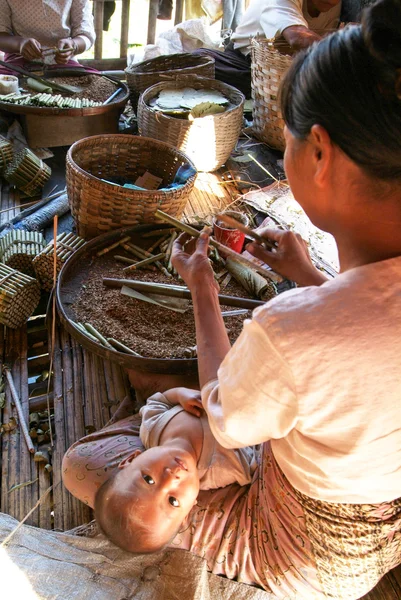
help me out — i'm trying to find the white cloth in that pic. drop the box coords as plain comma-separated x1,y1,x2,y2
231,0,341,53
0,0,95,49
202,255,401,504
140,392,258,489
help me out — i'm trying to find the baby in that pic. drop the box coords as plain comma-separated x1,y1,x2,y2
94,387,257,554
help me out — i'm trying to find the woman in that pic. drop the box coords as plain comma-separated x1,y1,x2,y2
63,0,401,597
170,0,401,597
0,0,95,73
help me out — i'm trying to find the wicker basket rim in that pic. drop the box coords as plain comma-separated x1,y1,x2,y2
139,76,245,121
67,134,197,193
125,53,214,76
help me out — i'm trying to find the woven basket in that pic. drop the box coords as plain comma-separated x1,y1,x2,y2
138,76,244,172
125,53,215,109
251,38,293,152
66,134,197,239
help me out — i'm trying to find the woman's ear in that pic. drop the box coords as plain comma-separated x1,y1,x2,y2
118,448,143,469
309,124,333,187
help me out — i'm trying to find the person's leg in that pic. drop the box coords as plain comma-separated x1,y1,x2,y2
127,369,199,405
193,47,251,98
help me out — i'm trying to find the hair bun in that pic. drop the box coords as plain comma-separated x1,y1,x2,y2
362,0,401,67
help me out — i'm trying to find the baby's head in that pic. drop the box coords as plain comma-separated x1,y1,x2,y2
94,445,199,553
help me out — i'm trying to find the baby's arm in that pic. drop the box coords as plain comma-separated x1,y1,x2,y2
164,387,203,418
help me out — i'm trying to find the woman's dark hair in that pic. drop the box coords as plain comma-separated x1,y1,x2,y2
280,0,401,180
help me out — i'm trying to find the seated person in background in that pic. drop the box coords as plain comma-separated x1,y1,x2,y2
63,387,257,554
0,0,96,74
195,0,341,97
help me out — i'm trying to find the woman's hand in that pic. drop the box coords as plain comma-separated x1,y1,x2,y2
19,38,42,61
55,38,76,64
172,229,219,293
247,227,329,286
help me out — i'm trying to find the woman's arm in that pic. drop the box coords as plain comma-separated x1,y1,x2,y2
0,33,42,59
69,0,96,49
172,231,231,387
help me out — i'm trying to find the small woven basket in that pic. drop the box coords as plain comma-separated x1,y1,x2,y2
251,38,293,151
33,231,85,291
0,263,40,328
0,230,46,276
125,53,215,109
138,76,244,172
0,135,13,172
66,134,197,239
4,148,51,196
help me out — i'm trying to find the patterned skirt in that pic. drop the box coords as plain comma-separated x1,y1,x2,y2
173,443,401,600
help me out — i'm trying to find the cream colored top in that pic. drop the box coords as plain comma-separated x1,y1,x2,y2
0,0,95,49
231,0,341,53
140,392,258,490
202,256,401,504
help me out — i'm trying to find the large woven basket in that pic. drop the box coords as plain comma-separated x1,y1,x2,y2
137,76,244,172
251,38,293,152
66,134,197,239
125,53,215,109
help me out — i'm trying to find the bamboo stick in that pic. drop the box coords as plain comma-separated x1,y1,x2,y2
122,252,166,273
216,212,277,250
3,367,35,454
107,338,142,357
103,278,264,309
83,323,114,349
114,255,137,265
141,228,176,238
96,235,131,257
147,233,171,254
154,210,281,283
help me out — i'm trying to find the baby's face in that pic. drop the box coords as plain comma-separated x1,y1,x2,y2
116,446,200,542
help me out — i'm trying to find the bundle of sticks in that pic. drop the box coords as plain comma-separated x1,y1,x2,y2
0,92,103,109
0,135,13,173
0,230,45,276
4,148,51,197
33,231,85,291
0,263,40,328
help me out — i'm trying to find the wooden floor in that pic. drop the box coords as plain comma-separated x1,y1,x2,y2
0,150,400,599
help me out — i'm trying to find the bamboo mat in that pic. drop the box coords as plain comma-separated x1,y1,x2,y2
0,315,132,531
183,171,237,222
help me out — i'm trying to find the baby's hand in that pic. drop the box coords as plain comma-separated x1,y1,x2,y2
166,387,203,417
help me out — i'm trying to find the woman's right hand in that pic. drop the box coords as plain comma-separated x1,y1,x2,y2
247,227,329,286
19,38,42,61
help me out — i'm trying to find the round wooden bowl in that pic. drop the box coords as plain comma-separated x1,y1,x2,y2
0,73,129,116
56,224,198,375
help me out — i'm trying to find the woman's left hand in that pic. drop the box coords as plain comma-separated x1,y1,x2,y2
55,38,76,63
172,229,219,293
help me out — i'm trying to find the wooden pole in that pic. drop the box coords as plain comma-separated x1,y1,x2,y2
103,278,265,309
3,367,35,454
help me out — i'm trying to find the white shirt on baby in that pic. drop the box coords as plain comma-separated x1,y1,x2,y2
202,255,401,504
231,0,341,53
140,392,258,490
